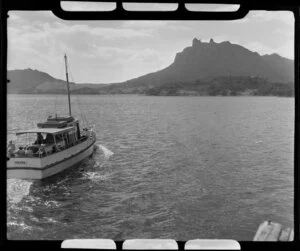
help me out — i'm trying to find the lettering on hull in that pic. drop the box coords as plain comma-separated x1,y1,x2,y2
14,161,26,164
7,141,95,179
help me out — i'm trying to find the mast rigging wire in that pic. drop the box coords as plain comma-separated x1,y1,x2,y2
66,56,90,128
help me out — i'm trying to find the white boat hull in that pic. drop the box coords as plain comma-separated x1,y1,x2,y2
7,136,96,180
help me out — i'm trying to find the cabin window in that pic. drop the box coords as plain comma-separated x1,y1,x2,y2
44,133,55,144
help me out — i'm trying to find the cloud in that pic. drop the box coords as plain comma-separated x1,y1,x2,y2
234,11,294,26
8,20,153,61
7,13,163,82
275,40,294,59
113,48,164,81
44,23,153,40
118,48,160,64
243,40,294,59
251,11,294,25
244,41,275,55
122,20,192,33
122,21,169,29
9,11,57,26
274,28,294,38
8,12,21,21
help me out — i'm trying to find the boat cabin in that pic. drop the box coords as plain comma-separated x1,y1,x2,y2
8,115,89,158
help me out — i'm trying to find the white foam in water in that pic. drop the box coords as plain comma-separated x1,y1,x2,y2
7,179,33,204
83,172,108,181
43,217,59,223
93,161,101,168
97,144,114,159
30,216,58,224
44,200,61,208
7,221,33,230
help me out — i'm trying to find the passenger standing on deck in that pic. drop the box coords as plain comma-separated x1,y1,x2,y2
35,133,44,145
7,140,16,157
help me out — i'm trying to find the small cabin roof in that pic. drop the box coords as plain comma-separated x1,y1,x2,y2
47,115,74,122
16,127,74,136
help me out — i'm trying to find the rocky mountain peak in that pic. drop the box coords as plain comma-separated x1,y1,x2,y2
192,37,202,46
170,37,293,83
192,38,217,47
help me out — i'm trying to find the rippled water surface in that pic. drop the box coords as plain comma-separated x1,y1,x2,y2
7,94,294,240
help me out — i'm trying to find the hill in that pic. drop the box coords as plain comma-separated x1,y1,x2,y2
7,68,105,94
104,38,293,94
7,38,294,96
143,76,294,97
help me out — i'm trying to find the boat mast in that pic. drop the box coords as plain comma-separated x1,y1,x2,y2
64,54,72,117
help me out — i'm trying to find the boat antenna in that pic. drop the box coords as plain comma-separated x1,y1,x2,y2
64,54,72,117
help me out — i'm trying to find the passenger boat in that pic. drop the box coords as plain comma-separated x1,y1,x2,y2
7,55,96,179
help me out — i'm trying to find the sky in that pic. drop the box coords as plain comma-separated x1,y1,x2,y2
7,3,294,84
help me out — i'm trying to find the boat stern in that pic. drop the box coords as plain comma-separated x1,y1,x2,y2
7,157,43,179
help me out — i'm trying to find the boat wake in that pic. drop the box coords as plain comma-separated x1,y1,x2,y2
93,161,102,168
82,171,109,181
30,216,59,224
7,220,33,231
23,195,61,209
97,144,114,159
7,179,33,204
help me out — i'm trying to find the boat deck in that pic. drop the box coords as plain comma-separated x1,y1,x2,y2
9,135,89,159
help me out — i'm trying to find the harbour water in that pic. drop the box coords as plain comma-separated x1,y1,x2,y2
7,94,294,240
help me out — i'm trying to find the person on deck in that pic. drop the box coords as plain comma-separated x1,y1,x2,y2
35,133,44,145
15,146,25,157
44,133,54,144
7,140,16,157
25,147,33,156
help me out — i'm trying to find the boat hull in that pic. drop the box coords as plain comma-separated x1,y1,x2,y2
7,136,96,180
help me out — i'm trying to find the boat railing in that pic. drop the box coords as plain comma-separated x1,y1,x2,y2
9,144,45,158
8,132,92,159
